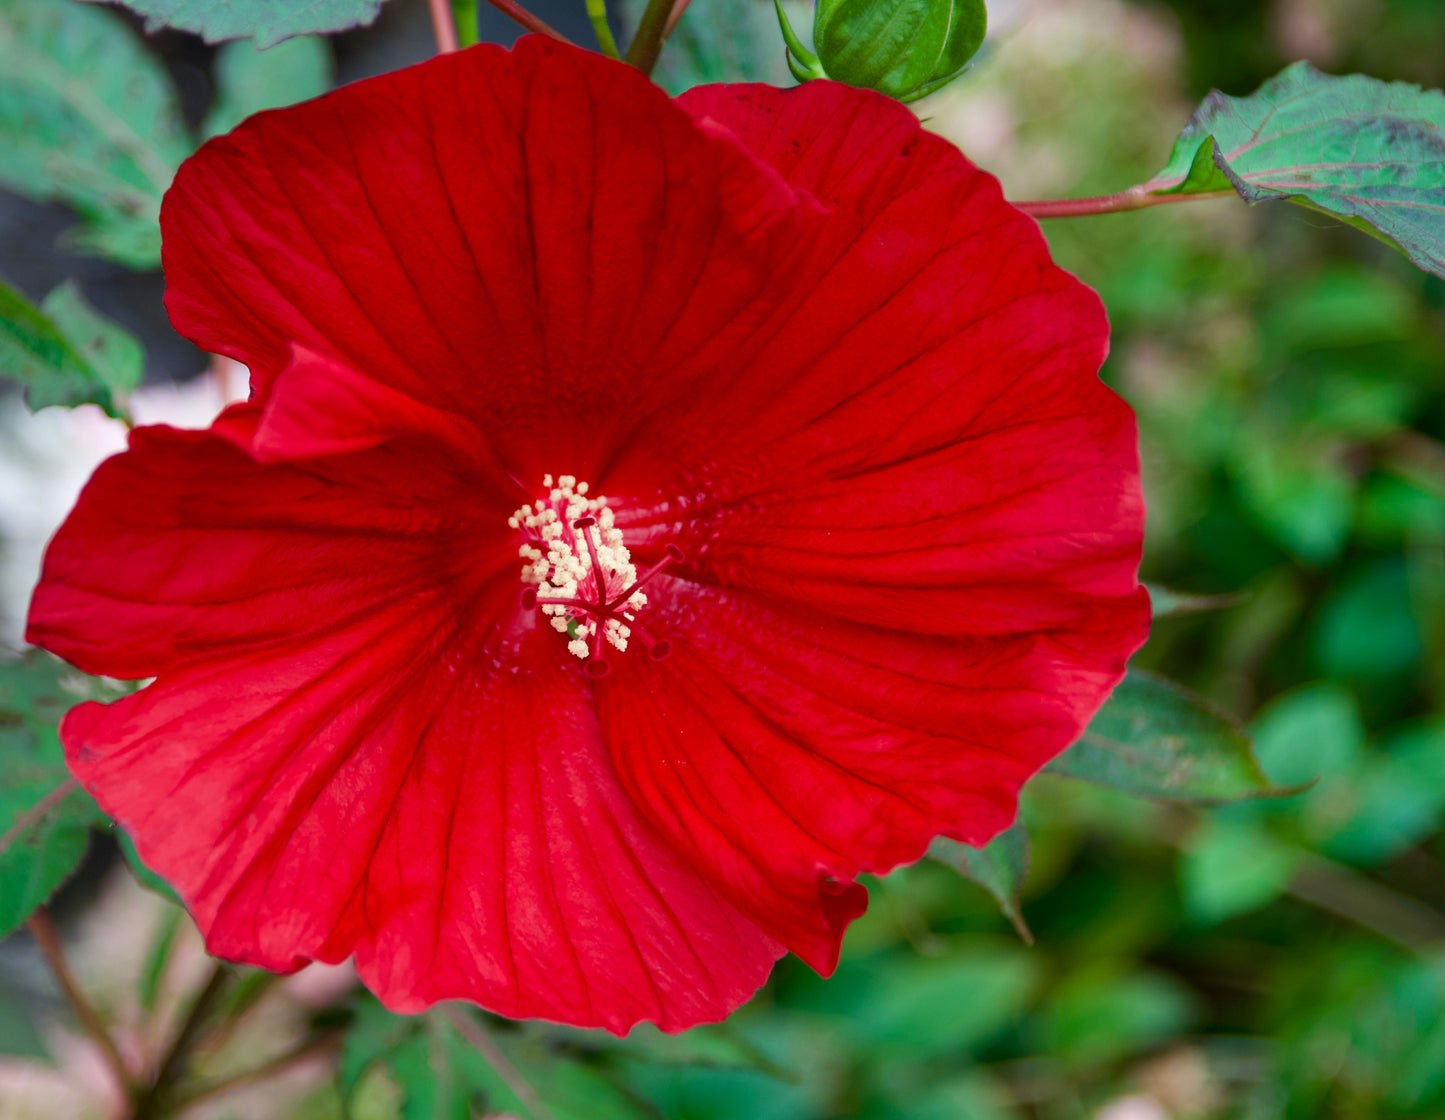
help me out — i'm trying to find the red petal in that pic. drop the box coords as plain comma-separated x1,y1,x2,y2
31,54,1151,1025
590,82,1145,632
161,37,819,481
35,431,778,1033
577,82,1149,971
27,423,502,679
598,580,1144,972
249,345,483,465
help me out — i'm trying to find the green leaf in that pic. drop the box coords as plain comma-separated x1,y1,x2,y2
101,0,388,47
1179,816,1301,923
859,940,1039,1058
41,280,145,405
1314,557,1423,680
1038,962,1196,1067
1250,682,1364,788
0,275,126,416
203,34,333,139
0,0,191,269
1323,719,1445,866
0,652,115,938
810,0,986,103
929,824,1033,943
1046,669,1291,804
1149,61,1445,277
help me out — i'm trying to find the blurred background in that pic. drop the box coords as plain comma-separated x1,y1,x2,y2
1,0,1444,1117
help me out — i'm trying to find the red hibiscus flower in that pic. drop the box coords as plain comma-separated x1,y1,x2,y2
27,36,1149,1034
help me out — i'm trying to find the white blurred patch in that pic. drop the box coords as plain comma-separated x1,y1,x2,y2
0,358,248,650
1095,1095,1170,1120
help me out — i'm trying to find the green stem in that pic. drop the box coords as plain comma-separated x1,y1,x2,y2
169,1032,341,1110
197,970,285,1054
452,0,481,46
1158,807,1445,954
132,963,231,1120
1289,852,1445,952
585,0,621,58
624,0,682,76
1012,183,1237,219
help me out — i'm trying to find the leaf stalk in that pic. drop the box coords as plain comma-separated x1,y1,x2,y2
28,909,135,1096
1012,183,1237,219
624,0,684,76
427,0,461,52
585,0,621,58
131,963,231,1120
479,0,575,43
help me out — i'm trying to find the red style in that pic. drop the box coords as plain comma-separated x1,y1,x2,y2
28,37,1149,1033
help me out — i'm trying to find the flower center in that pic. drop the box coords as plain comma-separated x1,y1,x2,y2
510,475,682,679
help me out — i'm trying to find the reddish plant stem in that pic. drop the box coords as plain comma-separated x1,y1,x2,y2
480,0,575,43
427,0,460,53
0,777,78,859
27,909,133,1096
663,0,693,35
1012,184,1237,218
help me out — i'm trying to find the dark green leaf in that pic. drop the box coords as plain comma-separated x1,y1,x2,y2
41,281,144,405
0,0,191,269
0,652,116,937
102,0,388,47
1149,62,1445,277
929,824,1033,942
0,275,123,416
1046,669,1292,803
203,35,333,139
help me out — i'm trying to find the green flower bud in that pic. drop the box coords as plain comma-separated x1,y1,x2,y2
775,0,987,103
